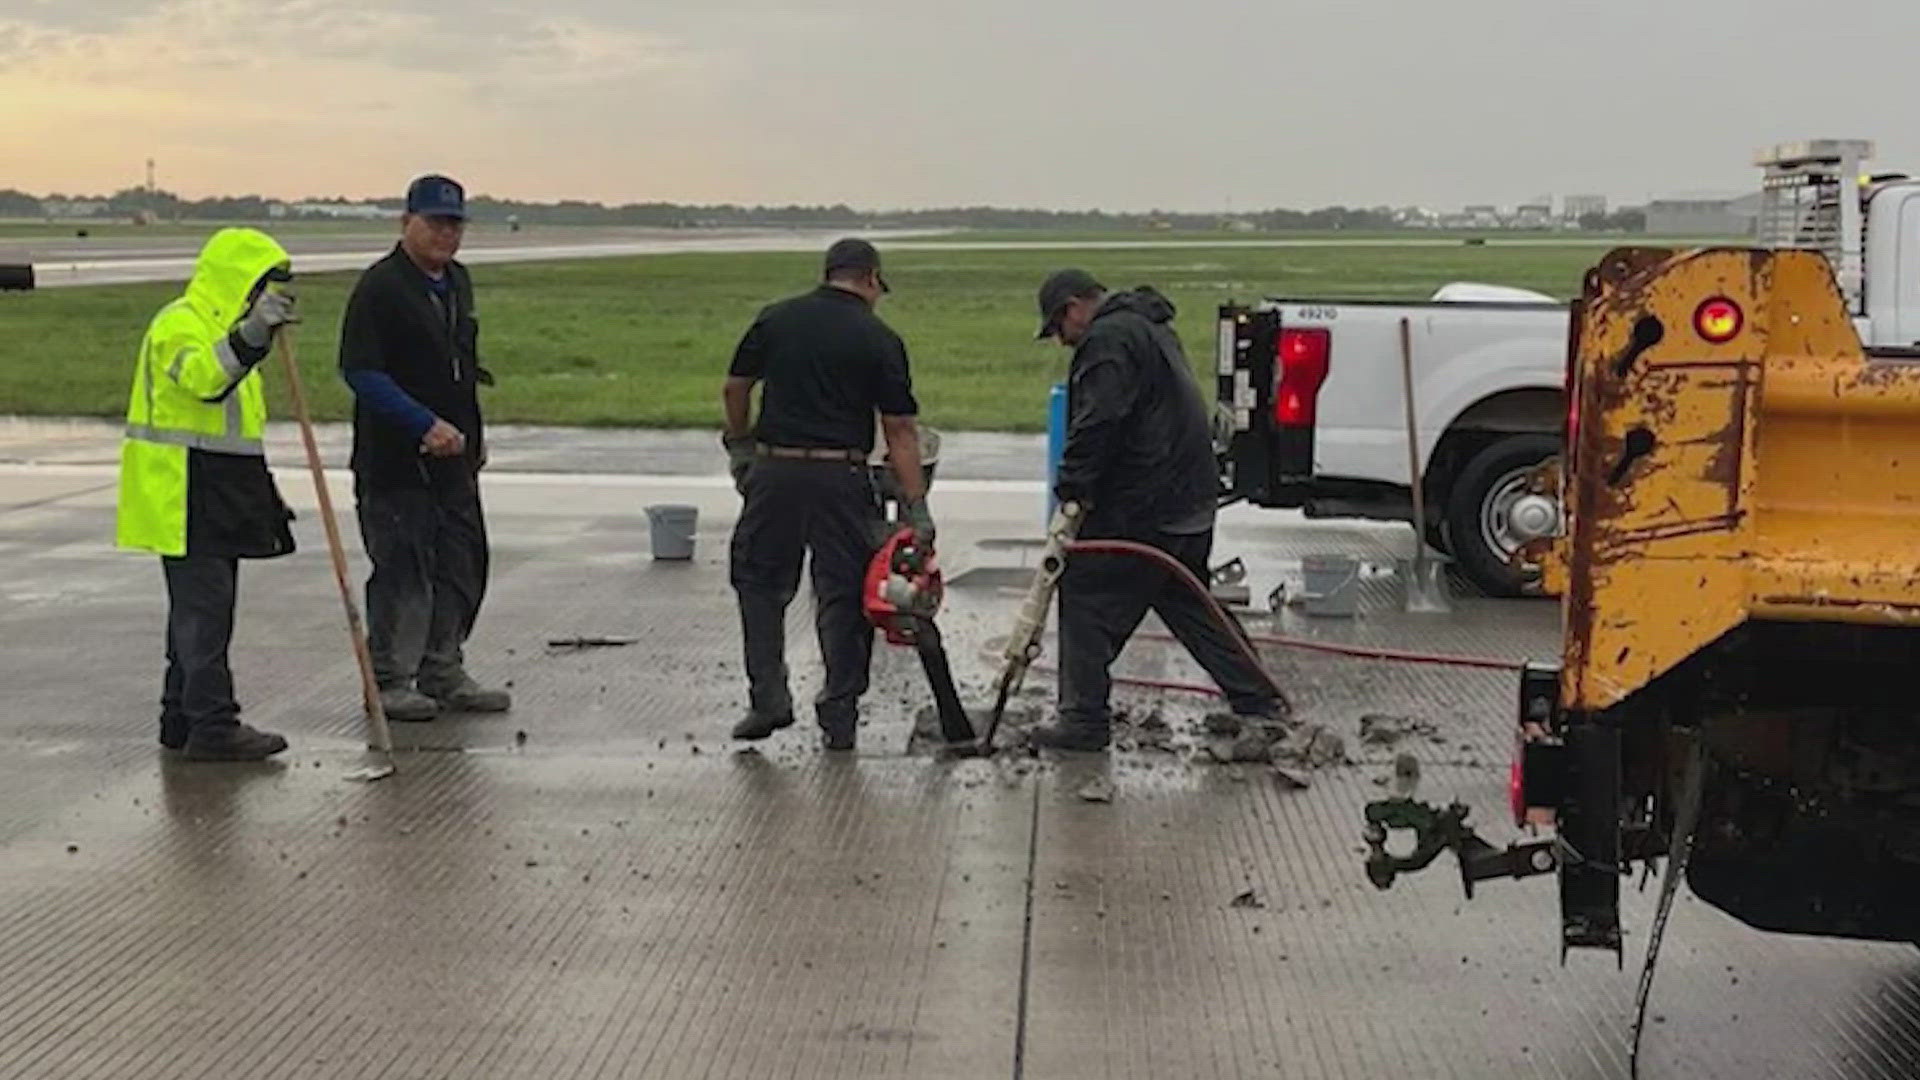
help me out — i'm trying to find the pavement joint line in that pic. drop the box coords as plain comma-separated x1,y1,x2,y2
0,480,115,515
1013,774,1041,1080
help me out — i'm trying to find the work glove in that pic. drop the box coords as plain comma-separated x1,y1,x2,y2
904,498,936,546
235,288,298,349
723,434,756,495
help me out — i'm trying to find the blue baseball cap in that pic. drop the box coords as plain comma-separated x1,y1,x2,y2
405,174,466,219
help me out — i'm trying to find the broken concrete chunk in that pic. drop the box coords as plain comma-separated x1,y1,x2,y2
1272,767,1312,790
1391,753,1422,799
1359,714,1440,747
1274,724,1348,768
1077,778,1115,803
1202,712,1245,737
1229,888,1265,910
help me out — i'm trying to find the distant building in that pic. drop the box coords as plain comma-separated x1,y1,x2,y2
1462,204,1501,228
270,202,394,221
1514,203,1555,228
1564,194,1608,220
1645,192,1762,236
40,200,108,218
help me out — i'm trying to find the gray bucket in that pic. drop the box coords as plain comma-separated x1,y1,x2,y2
1300,554,1361,618
645,504,698,561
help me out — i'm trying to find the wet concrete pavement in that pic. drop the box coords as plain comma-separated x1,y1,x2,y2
3,459,1919,1079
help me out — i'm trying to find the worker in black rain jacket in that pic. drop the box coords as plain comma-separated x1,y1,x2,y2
1028,268,1289,751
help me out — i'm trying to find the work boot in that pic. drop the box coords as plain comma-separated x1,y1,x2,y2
1233,704,1293,746
818,714,857,752
731,711,795,740
427,677,512,714
182,722,288,762
1027,719,1111,752
159,712,190,751
379,686,441,722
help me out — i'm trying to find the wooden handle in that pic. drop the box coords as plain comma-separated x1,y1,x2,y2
1399,317,1429,551
274,331,395,756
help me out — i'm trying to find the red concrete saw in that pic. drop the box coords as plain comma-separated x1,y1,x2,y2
862,527,975,744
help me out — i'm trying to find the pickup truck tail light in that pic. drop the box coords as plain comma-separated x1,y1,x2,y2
1274,328,1331,428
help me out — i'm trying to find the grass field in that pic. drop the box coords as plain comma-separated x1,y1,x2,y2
0,242,1603,432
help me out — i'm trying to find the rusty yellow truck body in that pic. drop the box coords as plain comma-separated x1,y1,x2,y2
1533,247,1920,949
1548,247,1920,712
1365,247,1920,955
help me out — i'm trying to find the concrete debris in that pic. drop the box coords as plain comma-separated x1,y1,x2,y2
1391,753,1422,799
1360,714,1441,747
1273,724,1348,768
1203,733,1277,764
1273,767,1312,790
1202,712,1244,737
1135,725,1176,751
1229,888,1265,910
546,636,637,654
1077,778,1115,803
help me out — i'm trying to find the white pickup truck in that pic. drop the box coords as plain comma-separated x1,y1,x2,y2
1215,140,1920,596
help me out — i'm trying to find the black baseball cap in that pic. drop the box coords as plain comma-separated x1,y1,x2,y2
823,238,889,293
1035,268,1104,339
405,174,466,219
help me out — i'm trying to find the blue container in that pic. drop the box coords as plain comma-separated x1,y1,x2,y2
1045,382,1068,524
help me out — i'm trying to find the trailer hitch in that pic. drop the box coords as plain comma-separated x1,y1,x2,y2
1362,798,1560,898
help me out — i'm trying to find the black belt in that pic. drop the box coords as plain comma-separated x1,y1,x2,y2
756,445,866,463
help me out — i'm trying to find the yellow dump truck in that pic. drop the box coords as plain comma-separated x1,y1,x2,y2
1365,242,1920,957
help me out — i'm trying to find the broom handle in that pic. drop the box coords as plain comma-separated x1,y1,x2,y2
273,331,395,755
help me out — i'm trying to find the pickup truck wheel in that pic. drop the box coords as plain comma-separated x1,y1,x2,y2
1445,434,1558,598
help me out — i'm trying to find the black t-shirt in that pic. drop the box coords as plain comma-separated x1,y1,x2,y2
728,286,917,452
339,246,485,484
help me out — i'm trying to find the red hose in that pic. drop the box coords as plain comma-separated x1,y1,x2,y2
1039,539,1523,704
1063,539,1287,702
1027,662,1225,699
1138,630,1523,672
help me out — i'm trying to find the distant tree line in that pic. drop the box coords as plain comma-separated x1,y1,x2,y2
0,186,1647,232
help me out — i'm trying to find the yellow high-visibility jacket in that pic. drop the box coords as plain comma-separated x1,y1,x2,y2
117,228,296,559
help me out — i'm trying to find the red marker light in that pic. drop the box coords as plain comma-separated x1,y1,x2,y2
1694,297,1743,344
1509,743,1526,827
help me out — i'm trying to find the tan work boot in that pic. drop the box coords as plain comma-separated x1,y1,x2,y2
379,686,441,722
427,676,512,714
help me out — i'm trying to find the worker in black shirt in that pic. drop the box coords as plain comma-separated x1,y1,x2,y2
722,239,933,751
337,175,510,722
1028,268,1289,751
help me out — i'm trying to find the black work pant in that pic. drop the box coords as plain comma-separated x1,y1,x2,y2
355,474,490,694
161,555,241,731
728,458,881,730
1057,528,1278,729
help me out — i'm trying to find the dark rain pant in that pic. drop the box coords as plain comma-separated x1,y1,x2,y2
355,474,490,695
728,458,882,734
1057,527,1279,730
161,554,242,732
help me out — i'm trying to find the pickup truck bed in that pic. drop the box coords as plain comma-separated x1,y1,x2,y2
1216,290,1567,595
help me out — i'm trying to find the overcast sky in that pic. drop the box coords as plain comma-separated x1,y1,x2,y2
4,0,1917,211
